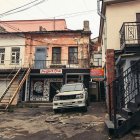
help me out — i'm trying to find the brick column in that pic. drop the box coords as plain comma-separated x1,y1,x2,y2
106,49,115,85
106,49,115,112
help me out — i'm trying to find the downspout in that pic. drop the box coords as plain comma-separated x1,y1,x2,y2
97,0,107,52
97,0,108,110
29,35,33,67
97,0,106,20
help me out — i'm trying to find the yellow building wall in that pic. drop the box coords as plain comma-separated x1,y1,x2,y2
106,1,140,50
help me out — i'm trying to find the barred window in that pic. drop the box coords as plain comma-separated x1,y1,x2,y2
11,48,20,64
68,47,78,64
0,48,5,64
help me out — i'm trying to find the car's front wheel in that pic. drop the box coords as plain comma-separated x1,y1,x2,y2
81,106,87,112
53,109,60,114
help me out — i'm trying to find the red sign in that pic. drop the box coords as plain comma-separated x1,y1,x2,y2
40,69,62,74
90,68,104,80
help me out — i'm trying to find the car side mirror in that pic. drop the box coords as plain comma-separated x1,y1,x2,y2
56,90,59,94
85,88,87,91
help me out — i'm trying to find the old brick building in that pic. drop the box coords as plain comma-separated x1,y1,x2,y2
0,19,91,107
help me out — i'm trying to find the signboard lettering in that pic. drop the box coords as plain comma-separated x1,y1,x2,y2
40,69,62,74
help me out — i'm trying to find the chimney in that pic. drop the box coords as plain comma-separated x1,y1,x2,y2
39,26,43,31
83,20,90,31
39,26,46,31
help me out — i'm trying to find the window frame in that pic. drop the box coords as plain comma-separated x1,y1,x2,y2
52,47,61,64
68,46,78,64
0,48,5,64
11,47,20,64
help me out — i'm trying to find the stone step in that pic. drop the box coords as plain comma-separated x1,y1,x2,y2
121,108,133,118
105,120,114,136
18,102,53,108
116,114,126,126
132,128,140,137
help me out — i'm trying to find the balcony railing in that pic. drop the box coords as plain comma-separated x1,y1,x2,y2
32,59,89,69
120,22,140,48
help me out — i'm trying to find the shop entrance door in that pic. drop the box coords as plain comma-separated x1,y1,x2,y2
35,47,46,69
49,82,62,102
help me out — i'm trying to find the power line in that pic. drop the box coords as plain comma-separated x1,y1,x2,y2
47,9,97,19
35,0,49,17
0,21,49,44
0,6,95,44
0,0,45,18
0,21,91,46
82,0,88,10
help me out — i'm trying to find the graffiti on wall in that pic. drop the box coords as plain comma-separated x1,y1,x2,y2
33,81,44,96
30,78,63,101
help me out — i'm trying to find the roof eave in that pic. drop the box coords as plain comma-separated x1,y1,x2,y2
104,0,136,5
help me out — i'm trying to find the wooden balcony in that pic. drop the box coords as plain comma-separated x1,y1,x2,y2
120,22,140,53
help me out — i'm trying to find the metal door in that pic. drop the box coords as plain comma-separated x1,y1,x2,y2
35,47,46,69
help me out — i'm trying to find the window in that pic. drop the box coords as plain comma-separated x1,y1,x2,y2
11,48,20,64
0,48,5,64
93,53,102,66
68,47,78,64
52,47,61,64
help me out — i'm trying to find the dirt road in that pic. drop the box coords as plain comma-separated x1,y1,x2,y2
0,102,134,140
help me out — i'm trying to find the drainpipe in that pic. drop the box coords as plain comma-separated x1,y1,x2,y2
97,0,106,20
97,0,107,52
97,0,108,114
29,35,33,67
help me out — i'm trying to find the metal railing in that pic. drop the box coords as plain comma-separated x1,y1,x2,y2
5,68,31,109
31,59,89,69
108,59,140,131
120,22,140,47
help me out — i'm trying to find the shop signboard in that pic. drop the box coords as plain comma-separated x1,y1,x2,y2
40,69,62,74
90,68,104,81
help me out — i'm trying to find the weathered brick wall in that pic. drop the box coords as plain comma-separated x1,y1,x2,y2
106,49,115,111
24,32,90,68
106,49,115,85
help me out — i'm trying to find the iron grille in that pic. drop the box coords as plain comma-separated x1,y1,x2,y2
59,95,76,100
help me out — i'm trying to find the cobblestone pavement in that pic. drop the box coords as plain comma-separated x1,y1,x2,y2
0,102,135,140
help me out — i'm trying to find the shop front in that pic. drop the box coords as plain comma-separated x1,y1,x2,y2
28,68,90,102
29,69,63,102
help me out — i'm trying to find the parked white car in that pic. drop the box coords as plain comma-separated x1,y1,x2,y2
53,83,89,113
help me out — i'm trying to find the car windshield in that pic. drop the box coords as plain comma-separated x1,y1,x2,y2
61,84,83,92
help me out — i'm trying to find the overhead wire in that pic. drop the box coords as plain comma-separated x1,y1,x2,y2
47,9,97,19
35,0,49,18
0,21,91,46
0,21,50,44
0,0,45,18
82,0,88,10
0,0,95,45
0,8,96,44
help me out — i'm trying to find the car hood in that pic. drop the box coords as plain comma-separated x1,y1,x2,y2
56,91,83,96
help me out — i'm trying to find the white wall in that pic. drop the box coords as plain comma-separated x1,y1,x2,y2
0,34,25,69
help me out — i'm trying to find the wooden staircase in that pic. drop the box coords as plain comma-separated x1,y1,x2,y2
0,68,31,111
105,59,140,137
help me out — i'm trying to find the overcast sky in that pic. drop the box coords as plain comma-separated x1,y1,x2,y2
0,0,100,38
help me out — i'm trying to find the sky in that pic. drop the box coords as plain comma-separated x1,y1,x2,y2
0,0,100,38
